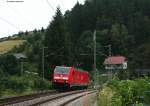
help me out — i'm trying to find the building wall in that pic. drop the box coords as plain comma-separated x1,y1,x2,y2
105,61,127,70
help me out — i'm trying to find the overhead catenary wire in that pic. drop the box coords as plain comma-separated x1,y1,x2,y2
2,1,35,29
0,0,35,33
0,16,20,30
46,0,55,12
7,5,35,28
0,3,21,31
56,0,64,8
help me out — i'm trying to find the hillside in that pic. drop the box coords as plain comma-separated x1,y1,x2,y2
0,0,150,103
0,40,26,54
1,0,150,78
0,32,50,98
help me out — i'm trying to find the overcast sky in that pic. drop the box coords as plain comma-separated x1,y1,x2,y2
0,0,85,38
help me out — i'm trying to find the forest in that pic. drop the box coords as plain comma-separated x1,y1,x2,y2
44,0,150,77
0,0,150,99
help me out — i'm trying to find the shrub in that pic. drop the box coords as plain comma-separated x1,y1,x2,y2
98,87,115,106
33,77,52,90
108,78,150,105
6,76,29,93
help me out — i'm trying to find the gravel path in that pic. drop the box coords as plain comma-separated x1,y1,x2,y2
66,92,97,106
3,90,97,106
40,92,89,106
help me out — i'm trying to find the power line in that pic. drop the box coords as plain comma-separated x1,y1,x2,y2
8,5,34,28
46,0,55,12
2,2,35,28
56,0,64,7
0,16,20,30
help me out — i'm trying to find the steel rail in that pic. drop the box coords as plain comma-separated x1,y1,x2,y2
31,89,96,106
0,89,95,106
30,90,88,106
0,90,57,106
60,90,97,106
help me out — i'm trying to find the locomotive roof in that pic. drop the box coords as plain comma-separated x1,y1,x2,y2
55,66,88,73
55,66,71,68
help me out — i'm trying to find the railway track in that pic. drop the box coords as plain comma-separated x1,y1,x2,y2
0,89,97,106
59,90,97,106
0,90,57,106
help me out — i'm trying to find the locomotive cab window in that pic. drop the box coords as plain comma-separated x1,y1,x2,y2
54,66,69,74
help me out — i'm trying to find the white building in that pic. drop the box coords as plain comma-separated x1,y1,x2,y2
104,56,127,70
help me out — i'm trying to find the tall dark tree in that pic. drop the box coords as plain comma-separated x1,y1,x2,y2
41,27,45,32
66,2,85,66
44,8,70,79
25,30,28,35
33,29,37,33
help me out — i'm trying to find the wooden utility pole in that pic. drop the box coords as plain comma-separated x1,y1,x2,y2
93,30,97,88
108,44,111,56
21,61,23,75
108,44,112,80
42,47,48,80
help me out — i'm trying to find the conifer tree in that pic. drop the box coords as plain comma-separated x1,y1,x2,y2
44,7,69,79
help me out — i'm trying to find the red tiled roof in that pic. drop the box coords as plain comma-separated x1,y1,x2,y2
104,56,126,65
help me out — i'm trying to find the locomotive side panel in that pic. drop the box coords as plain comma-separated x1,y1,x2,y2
70,68,89,87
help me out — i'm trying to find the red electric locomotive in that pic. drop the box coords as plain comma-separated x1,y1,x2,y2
52,66,89,89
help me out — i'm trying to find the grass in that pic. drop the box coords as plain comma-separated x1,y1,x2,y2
98,86,115,106
1,88,34,98
0,40,25,54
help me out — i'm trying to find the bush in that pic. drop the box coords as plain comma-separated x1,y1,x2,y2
98,87,115,106
0,55,19,75
5,76,29,93
0,71,52,97
108,78,150,105
0,69,7,96
33,77,52,90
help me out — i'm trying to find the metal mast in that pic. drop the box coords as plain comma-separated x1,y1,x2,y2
42,47,48,80
93,30,97,87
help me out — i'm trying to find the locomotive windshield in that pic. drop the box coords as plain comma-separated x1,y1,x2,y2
54,66,69,74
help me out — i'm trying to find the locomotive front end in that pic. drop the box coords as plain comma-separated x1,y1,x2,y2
52,66,70,89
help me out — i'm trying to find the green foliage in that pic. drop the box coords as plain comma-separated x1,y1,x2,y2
1,0,150,82
117,69,130,80
6,76,29,93
98,87,115,106
105,78,150,106
2,0,150,98
0,55,19,75
33,77,52,90
18,0,150,80
25,30,28,35
41,27,45,32
65,0,150,71
44,7,72,79
0,69,7,96
0,74,52,97
33,29,37,33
